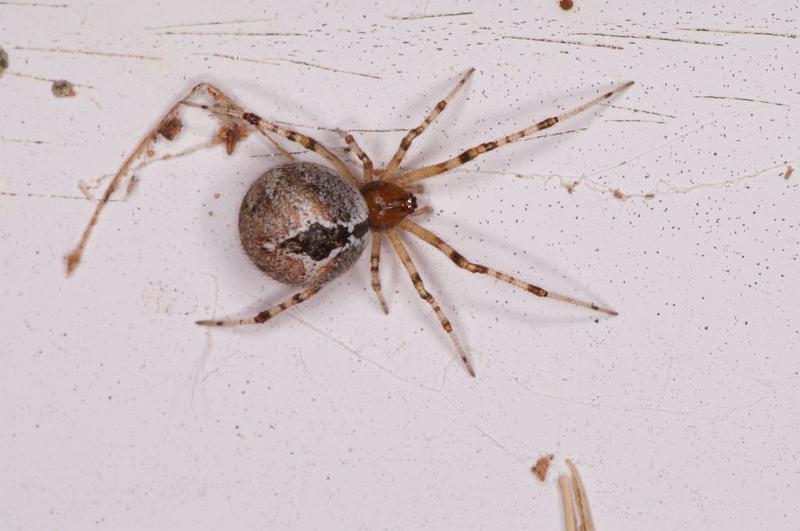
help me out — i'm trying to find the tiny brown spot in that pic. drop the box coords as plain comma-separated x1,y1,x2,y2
612,189,625,200
532,454,554,481
559,0,574,10
157,117,183,141
644,192,656,199
784,164,794,180
208,210,214,217
51,79,76,98
213,192,221,199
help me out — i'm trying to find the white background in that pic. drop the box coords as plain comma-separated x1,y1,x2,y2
2,1,799,530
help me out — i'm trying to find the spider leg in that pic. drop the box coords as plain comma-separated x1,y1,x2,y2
399,219,617,315
369,231,389,314
184,102,360,188
385,229,476,377
391,81,634,186
65,82,280,275
342,132,375,181
384,68,475,177
196,286,322,326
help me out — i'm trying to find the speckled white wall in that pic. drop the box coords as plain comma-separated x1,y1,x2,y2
1,1,798,530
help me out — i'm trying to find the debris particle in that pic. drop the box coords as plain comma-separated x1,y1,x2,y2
51,79,76,97
213,192,221,199
644,192,656,199
612,189,625,200
784,164,794,180
157,116,183,141
0,46,8,79
216,122,248,155
208,210,214,217
532,454,554,481
559,0,574,10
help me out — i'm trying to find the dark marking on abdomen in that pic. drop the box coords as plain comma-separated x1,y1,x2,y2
278,220,369,261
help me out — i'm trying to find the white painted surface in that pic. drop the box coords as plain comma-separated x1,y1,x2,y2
1,1,798,530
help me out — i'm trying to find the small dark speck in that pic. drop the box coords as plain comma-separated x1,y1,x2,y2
0,46,8,78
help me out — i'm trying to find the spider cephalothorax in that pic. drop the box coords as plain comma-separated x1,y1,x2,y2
66,69,632,376
360,180,418,230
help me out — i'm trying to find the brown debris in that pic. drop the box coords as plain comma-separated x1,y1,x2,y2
532,454,554,481
51,79,76,97
559,0,574,10
612,189,625,200
216,122,248,155
784,164,794,180
157,116,183,141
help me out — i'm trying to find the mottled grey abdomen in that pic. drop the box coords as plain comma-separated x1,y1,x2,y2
239,162,369,287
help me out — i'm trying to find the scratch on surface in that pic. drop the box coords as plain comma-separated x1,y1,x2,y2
602,104,677,119
694,94,788,107
271,58,381,80
571,31,724,46
14,46,161,61
0,190,121,201
605,118,665,124
0,0,67,6
0,136,47,145
194,52,279,66
145,16,276,30
273,119,405,133
155,31,306,38
520,127,588,143
510,157,798,200
470,422,523,462
677,27,797,39
196,52,381,80
503,35,624,50
286,313,445,392
388,11,473,21
5,71,94,88
190,272,218,412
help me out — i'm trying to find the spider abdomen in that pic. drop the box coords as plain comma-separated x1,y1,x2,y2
239,162,369,287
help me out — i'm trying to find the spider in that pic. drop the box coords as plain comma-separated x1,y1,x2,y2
65,69,633,377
